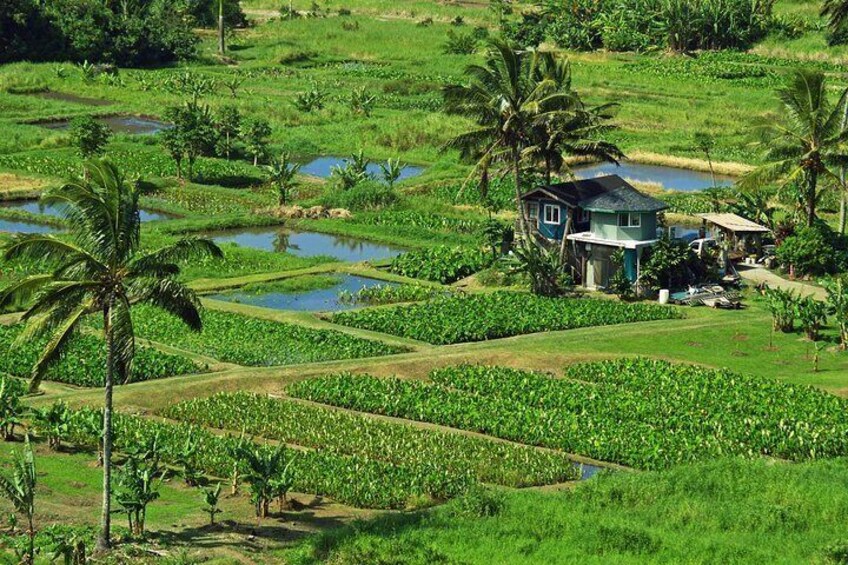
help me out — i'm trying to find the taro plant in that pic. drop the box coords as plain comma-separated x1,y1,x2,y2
763,287,799,333
797,295,828,341
0,159,222,552
0,437,36,564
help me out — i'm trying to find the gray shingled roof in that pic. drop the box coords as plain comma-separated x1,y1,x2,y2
520,175,668,213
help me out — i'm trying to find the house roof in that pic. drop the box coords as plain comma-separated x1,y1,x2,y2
697,213,770,234
521,175,668,213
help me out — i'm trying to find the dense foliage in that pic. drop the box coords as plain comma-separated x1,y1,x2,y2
1,0,198,65
289,360,848,470
331,292,679,345
125,305,403,365
505,0,776,52
0,324,203,387
776,223,848,277
164,392,579,487
60,408,471,509
388,246,493,284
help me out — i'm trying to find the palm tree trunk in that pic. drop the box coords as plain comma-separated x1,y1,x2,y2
513,145,528,239
807,170,818,227
96,306,114,553
218,0,226,55
841,194,847,234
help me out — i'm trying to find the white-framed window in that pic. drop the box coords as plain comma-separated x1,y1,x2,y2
526,201,539,222
617,213,641,228
543,204,561,225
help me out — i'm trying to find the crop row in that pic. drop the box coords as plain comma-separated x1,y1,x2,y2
0,323,203,387
387,246,493,284
163,391,578,487
331,291,680,345
122,305,404,366
354,210,488,235
60,408,471,509
287,360,848,470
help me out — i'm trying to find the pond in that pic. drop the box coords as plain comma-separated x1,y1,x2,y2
0,219,59,234
574,162,735,192
0,201,175,222
209,227,405,262
36,115,171,135
578,463,604,480
300,156,424,182
208,274,398,312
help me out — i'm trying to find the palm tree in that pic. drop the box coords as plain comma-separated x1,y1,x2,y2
0,159,222,553
822,0,848,35
740,69,848,227
525,52,623,184
443,39,580,236
265,152,300,206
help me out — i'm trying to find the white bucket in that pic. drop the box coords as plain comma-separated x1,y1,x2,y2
658,289,670,304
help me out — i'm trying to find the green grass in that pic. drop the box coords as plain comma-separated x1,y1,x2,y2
286,457,848,564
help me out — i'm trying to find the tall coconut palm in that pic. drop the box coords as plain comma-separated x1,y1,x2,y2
0,159,222,553
525,52,623,184
740,69,848,227
443,39,580,236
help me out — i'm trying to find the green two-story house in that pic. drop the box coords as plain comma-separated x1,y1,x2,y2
520,175,668,289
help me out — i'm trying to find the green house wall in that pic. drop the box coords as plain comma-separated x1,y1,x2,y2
590,212,657,242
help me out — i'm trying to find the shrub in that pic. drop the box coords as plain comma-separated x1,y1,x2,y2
797,296,828,341
443,30,479,54
389,246,493,284
776,223,848,278
763,288,798,333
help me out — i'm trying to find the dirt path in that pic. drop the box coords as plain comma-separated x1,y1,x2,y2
737,265,827,301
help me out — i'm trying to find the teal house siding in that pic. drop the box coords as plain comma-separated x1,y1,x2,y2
591,212,657,242
534,198,567,240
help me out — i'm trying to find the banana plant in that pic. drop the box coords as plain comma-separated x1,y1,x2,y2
202,483,223,525
31,402,70,451
379,158,403,189
0,437,36,564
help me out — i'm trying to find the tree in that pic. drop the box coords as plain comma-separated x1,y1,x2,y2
0,377,24,442
0,437,36,564
797,295,828,341
379,158,403,189
0,159,222,552
241,117,272,166
822,0,848,36
31,401,69,451
215,105,241,160
237,444,293,520
162,103,217,181
507,239,573,296
69,116,112,174
115,455,161,537
740,70,848,227
265,152,300,206
763,287,799,333
217,0,225,54
525,52,622,185
443,39,582,237
692,132,717,188
823,275,848,349
202,483,223,525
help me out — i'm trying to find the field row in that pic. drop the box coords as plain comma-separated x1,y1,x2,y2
331,292,681,344
0,324,203,387
287,360,848,470
162,391,579,488
61,408,468,509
